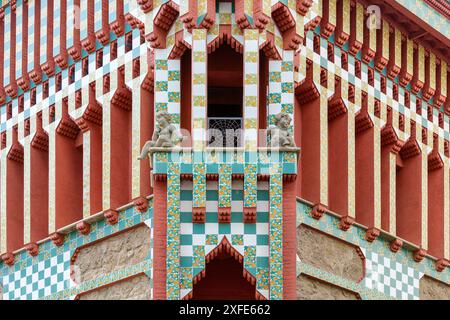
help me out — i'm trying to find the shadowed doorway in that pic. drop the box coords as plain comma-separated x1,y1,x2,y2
191,251,256,300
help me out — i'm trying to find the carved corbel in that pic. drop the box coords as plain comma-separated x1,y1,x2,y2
104,209,119,225
137,0,153,13
198,0,215,30
31,114,49,151
355,93,374,134
365,228,380,242
147,1,179,48
339,215,355,231
335,0,349,47
254,9,270,30
328,78,347,121
260,33,282,60
310,203,327,220
218,207,231,223
235,0,252,29
76,221,91,235
25,243,39,257
271,3,302,50
133,196,149,213
7,138,24,164
320,0,335,38
389,239,403,253
193,207,206,223
243,207,257,224
110,0,125,37
168,30,191,60
50,232,65,246
17,72,30,91
413,248,427,262
296,0,313,16
41,57,55,78
55,48,69,69
428,135,443,171
5,82,18,99
295,60,320,104
435,258,449,272
180,12,196,31
399,126,421,161
1,252,15,266
75,87,103,132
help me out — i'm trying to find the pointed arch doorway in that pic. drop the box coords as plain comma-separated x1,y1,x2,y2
186,237,265,300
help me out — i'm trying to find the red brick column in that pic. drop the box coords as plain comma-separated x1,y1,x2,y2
153,178,167,299
282,177,297,300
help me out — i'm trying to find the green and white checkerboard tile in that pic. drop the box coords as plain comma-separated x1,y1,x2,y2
362,248,423,300
1,206,153,300
154,51,181,127
179,180,270,299
2,251,71,300
297,200,449,299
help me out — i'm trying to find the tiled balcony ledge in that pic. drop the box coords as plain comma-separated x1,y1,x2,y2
148,147,301,175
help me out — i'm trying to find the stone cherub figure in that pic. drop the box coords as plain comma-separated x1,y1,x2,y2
267,112,296,147
138,110,182,160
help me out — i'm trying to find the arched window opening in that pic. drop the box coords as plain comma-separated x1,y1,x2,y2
207,44,243,147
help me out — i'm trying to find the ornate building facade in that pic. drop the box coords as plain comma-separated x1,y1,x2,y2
0,0,448,300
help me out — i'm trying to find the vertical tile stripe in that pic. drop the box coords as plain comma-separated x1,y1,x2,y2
27,0,35,73
39,0,48,66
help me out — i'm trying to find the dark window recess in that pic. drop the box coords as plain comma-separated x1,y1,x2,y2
82,57,89,76
69,65,76,84
0,133,6,149
18,96,24,113
399,114,405,131
7,103,12,119
75,90,82,109
43,82,49,99
49,105,56,123
24,119,30,137
96,50,103,69
133,58,140,79
125,33,133,52
103,74,110,94
31,89,36,106
207,87,243,147
56,73,62,91
111,41,118,60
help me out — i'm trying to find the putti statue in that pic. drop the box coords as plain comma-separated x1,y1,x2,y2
267,112,296,147
138,110,182,160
